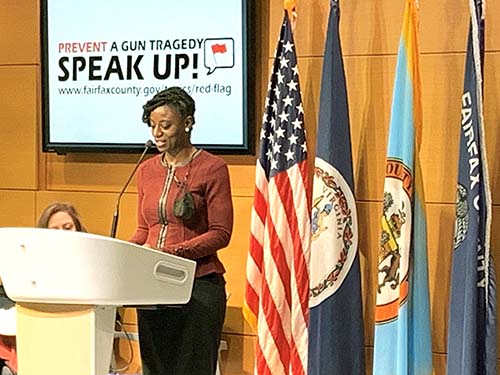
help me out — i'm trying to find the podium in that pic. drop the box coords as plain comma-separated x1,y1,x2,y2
0,227,196,375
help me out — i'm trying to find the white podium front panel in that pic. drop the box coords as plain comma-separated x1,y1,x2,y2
0,228,196,306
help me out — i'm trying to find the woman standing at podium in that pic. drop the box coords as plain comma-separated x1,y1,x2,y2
130,87,233,375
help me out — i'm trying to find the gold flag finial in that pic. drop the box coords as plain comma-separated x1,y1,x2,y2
284,0,297,29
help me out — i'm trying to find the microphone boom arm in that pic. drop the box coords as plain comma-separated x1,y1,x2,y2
110,140,153,238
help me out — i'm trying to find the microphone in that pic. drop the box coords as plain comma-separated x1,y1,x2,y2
110,140,154,238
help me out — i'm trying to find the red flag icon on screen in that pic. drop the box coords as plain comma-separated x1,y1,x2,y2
211,43,227,54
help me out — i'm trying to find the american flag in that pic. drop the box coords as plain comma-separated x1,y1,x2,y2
243,11,311,375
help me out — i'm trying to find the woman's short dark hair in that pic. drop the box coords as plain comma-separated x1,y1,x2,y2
142,86,196,125
37,202,86,232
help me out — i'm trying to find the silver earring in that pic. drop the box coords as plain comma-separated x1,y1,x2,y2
185,127,191,133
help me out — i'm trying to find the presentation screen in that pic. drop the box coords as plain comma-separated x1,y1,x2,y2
41,0,251,154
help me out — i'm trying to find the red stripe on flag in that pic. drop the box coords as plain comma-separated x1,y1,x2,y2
274,163,310,321
260,271,291,371
245,234,263,319
265,211,292,307
253,177,268,224
255,340,275,375
245,164,267,328
290,340,307,375
249,233,264,274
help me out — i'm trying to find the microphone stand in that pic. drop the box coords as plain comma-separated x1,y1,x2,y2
110,140,153,238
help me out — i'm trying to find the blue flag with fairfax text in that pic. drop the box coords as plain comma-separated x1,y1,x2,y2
308,1,365,374
373,1,432,374
446,1,497,374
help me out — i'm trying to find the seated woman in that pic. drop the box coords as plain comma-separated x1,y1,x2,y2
0,202,86,375
36,202,86,232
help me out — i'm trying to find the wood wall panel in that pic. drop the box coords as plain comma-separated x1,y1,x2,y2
420,1,468,53
489,200,500,355
347,55,396,202
46,153,258,196
0,190,36,226
364,347,374,373
426,203,455,354
223,303,253,337
357,201,382,348
419,53,463,203
219,332,255,375
45,153,151,193
485,1,500,51
0,1,39,65
269,0,405,57
0,66,38,189
218,197,253,306
433,353,447,375
118,307,138,326
484,52,500,204
227,163,257,197
331,0,404,57
267,1,496,58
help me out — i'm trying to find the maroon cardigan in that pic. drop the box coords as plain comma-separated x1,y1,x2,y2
129,150,233,278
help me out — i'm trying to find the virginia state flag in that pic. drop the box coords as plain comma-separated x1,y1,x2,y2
446,1,497,374
373,1,432,374
308,1,365,374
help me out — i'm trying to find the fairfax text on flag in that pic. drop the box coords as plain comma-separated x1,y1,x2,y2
446,0,497,373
